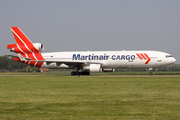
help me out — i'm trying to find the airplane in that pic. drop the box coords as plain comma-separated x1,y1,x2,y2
6,27,176,76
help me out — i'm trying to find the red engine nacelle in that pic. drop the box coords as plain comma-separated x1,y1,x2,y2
7,43,44,53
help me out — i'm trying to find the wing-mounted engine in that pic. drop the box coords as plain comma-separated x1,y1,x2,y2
83,64,102,72
7,43,44,53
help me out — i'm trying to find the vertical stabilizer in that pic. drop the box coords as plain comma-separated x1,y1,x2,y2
11,27,33,45
8,27,44,67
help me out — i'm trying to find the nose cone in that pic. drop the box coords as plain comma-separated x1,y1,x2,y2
168,57,176,64
165,57,176,65
172,57,176,63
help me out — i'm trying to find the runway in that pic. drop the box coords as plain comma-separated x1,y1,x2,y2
0,74,180,77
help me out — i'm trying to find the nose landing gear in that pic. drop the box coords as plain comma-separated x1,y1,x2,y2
149,71,153,76
149,68,153,76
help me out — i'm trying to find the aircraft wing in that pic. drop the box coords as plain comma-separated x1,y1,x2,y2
6,54,101,66
35,59,101,66
5,54,19,58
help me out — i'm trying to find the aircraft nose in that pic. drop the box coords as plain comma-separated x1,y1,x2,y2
165,57,176,65
172,57,176,63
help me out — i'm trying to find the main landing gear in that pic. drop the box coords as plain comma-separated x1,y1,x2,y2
71,71,90,76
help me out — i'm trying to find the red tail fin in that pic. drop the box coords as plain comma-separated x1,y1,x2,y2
9,27,42,53
11,27,33,45
9,27,44,67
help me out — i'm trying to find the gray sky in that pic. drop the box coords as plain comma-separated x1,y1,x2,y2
1,0,180,63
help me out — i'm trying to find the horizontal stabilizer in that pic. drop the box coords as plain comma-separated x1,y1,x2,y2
5,54,32,61
5,54,19,58
17,54,32,61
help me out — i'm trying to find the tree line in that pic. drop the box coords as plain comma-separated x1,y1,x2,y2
0,56,39,72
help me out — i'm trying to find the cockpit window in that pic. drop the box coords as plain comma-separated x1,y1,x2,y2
166,55,172,58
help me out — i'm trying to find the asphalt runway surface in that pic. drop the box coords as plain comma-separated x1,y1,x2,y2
0,74,180,77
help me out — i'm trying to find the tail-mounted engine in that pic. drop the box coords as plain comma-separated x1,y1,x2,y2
33,43,44,52
7,43,44,53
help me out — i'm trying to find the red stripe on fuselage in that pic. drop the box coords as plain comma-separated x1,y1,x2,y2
140,53,147,60
136,53,143,60
35,53,44,67
144,53,151,64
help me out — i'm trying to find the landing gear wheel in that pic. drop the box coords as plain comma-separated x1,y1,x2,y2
71,71,90,76
149,72,153,76
85,71,90,75
76,72,80,75
81,72,85,75
71,72,75,75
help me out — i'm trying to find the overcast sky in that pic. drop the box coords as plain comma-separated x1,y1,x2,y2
1,0,180,63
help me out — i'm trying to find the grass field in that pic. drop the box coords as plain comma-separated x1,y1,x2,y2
0,76,180,120
1,71,180,75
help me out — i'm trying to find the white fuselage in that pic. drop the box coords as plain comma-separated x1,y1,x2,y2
8,27,176,75
41,50,176,70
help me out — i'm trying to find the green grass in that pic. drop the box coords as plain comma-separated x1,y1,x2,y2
0,76,180,119
0,71,180,75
